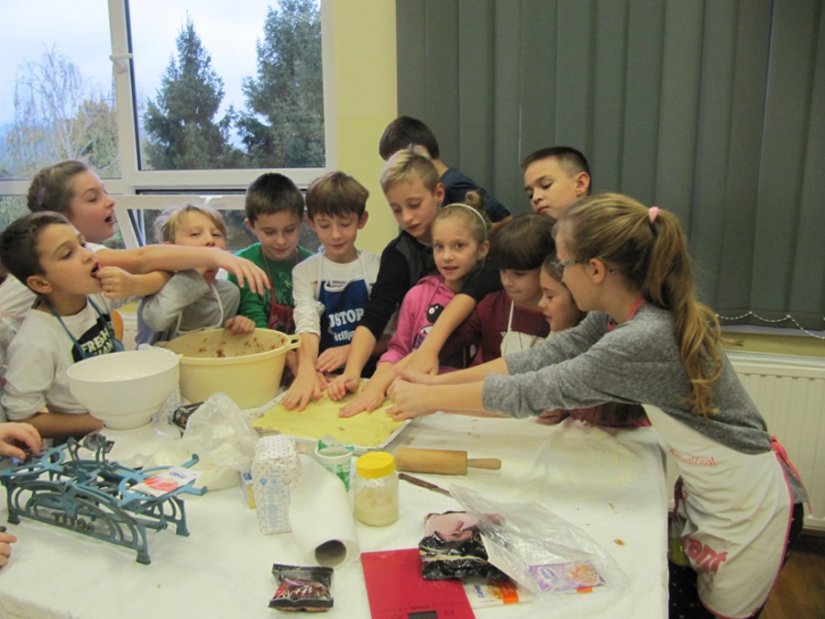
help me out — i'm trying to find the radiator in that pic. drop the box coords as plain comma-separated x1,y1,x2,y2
664,351,825,532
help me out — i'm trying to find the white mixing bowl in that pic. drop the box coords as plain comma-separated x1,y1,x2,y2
66,349,180,430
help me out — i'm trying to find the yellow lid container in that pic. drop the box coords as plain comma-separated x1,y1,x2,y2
355,451,396,479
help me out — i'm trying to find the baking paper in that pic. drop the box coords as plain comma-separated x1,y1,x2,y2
288,455,359,567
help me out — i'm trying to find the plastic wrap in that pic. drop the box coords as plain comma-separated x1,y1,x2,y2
450,485,628,597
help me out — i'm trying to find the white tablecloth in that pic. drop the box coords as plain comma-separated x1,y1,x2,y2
0,415,668,619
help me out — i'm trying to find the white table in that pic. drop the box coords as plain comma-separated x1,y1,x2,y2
0,415,668,619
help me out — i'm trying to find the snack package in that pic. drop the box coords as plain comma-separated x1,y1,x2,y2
463,578,534,607
450,486,627,597
270,563,334,612
418,511,507,580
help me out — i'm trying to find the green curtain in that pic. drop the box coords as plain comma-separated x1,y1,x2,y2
395,0,825,331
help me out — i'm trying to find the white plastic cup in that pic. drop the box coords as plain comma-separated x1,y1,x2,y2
314,441,353,490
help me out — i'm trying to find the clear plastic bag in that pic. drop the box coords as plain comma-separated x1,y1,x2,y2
181,392,259,473
450,485,628,597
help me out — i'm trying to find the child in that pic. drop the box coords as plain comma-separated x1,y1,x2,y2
535,255,647,428
397,146,590,390
327,149,500,414
521,146,591,220
281,171,380,411
136,204,255,345
229,173,313,332
388,193,806,619
379,116,512,233
0,212,118,438
462,214,552,363
5,160,269,314
358,201,490,402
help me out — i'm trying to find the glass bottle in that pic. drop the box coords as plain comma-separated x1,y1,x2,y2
353,451,399,526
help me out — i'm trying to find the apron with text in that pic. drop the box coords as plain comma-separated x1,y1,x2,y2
644,405,793,618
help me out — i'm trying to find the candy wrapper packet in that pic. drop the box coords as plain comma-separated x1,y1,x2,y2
270,563,333,612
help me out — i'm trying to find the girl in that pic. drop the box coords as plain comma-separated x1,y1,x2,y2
388,193,806,619
536,254,647,428
1,160,268,315
136,204,255,345
462,213,552,363
327,148,500,414
351,200,489,405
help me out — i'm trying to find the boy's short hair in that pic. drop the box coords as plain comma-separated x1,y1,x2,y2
378,116,440,160
380,147,440,194
0,211,72,286
520,146,591,179
306,171,369,220
244,173,304,223
27,160,90,215
153,203,227,243
491,213,556,271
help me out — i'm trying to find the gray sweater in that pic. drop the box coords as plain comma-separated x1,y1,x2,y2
484,304,807,503
137,270,240,345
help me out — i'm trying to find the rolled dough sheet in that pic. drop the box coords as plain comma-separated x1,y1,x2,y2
251,393,408,449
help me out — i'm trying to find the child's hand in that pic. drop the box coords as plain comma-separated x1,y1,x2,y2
316,345,350,374
280,370,324,411
386,380,437,420
327,371,360,401
400,347,440,376
217,254,271,296
0,531,18,567
0,422,42,460
223,315,255,335
536,409,570,425
338,379,386,418
96,266,140,299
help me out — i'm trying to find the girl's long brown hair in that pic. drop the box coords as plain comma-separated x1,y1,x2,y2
560,193,722,416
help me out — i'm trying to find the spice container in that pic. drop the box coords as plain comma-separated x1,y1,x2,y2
353,451,399,526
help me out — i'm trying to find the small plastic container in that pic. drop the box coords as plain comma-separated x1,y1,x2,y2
353,451,399,526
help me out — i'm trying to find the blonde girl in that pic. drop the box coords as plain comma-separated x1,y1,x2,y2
136,204,255,344
388,192,806,619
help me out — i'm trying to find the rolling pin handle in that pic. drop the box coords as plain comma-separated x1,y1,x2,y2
467,458,502,470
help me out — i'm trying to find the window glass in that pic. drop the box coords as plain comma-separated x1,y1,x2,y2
0,1,119,181
128,0,325,171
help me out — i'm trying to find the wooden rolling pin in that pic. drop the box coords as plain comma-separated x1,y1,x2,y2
394,447,502,475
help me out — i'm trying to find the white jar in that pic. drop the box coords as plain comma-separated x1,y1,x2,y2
252,435,301,534
353,451,399,526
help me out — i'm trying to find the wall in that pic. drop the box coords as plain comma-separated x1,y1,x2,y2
328,2,398,256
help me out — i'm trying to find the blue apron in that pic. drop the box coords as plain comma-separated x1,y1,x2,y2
317,255,370,351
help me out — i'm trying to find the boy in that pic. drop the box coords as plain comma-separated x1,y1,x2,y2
280,171,381,411
379,116,512,233
0,212,115,438
229,173,314,331
520,146,591,219
136,204,255,345
397,146,592,384
328,149,501,416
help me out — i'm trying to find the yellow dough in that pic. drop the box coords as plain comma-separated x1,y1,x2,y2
251,392,407,448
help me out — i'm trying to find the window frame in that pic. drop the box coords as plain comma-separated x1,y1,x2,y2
0,0,335,249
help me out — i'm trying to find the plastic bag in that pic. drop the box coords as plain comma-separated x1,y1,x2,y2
142,392,259,490
450,485,628,597
181,392,259,472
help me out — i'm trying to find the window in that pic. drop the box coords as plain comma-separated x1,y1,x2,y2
0,0,332,248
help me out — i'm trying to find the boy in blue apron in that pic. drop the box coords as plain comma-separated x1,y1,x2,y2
0,212,122,438
281,171,381,411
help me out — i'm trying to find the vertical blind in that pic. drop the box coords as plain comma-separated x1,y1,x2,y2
395,0,825,332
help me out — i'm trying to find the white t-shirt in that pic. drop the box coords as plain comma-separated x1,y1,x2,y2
2,293,118,420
